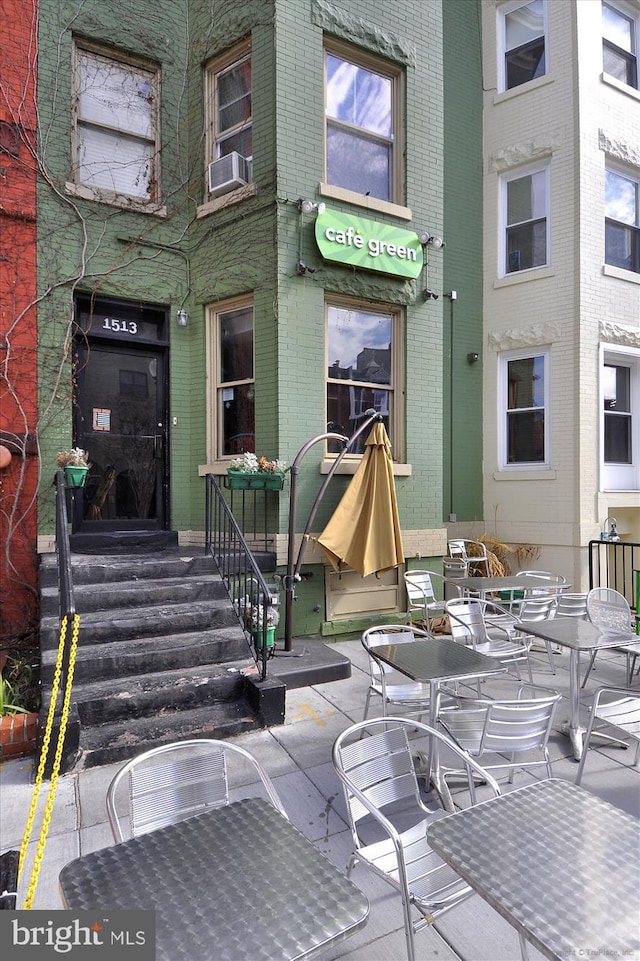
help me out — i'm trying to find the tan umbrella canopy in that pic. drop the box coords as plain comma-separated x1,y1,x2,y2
315,421,404,578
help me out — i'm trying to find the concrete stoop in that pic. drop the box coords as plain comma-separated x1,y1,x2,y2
38,549,285,772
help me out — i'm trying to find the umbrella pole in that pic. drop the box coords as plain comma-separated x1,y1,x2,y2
283,410,382,651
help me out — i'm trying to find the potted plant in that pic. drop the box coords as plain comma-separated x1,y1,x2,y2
56,448,91,487
226,452,289,490
238,596,280,651
0,656,39,760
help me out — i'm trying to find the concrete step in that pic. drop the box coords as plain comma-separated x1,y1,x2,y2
40,573,227,616
75,701,263,769
40,625,251,684
37,544,286,773
41,659,254,726
39,598,241,649
39,550,217,589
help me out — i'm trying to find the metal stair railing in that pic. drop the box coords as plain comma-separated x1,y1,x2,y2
205,474,275,680
588,539,640,616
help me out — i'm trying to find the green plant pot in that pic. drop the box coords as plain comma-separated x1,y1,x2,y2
253,626,276,650
64,465,89,488
226,470,285,491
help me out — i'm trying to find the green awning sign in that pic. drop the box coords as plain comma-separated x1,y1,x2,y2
314,209,423,279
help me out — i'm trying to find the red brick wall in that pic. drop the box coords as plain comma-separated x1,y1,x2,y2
0,0,39,645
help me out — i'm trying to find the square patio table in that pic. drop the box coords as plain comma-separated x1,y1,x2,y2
428,778,640,961
59,797,369,961
371,636,505,811
448,574,569,600
516,617,636,759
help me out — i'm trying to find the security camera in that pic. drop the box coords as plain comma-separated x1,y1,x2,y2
297,260,316,276
423,288,439,301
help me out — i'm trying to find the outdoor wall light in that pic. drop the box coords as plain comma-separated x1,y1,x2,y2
467,351,480,364
419,230,446,249
176,308,189,328
297,259,316,276
297,198,326,215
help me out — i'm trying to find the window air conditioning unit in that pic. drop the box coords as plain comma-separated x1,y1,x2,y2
208,151,250,196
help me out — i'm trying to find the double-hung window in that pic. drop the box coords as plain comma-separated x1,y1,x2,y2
605,166,640,273
326,299,401,455
73,44,159,202
501,164,549,275
205,41,252,189
602,2,638,88
499,0,547,91
602,348,639,490
499,349,549,468
324,41,402,204
208,300,255,460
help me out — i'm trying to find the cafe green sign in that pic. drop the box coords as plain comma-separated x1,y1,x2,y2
314,209,424,279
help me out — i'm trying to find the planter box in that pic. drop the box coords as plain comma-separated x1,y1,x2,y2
64,465,89,488
0,711,38,760
226,470,285,491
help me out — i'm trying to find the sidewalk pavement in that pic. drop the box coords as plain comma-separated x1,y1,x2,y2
2,637,639,961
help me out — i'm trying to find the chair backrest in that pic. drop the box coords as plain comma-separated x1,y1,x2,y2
332,718,500,847
362,624,431,682
516,570,567,596
555,593,588,618
107,738,287,842
444,597,488,646
587,588,633,633
404,570,444,610
518,594,558,622
479,686,561,757
448,539,488,562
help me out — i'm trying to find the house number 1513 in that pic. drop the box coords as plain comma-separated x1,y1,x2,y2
102,318,138,335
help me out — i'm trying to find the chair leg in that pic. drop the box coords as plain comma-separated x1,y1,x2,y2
581,651,597,688
518,931,531,961
545,641,556,675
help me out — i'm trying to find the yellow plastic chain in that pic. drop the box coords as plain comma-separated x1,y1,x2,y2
18,612,80,909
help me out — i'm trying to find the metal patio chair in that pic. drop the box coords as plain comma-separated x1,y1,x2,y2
404,570,447,631
575,686,640,784
445,596,533,687
106,738,287,842
582,588,640,688
437,681,561,796
361,624,435,721
447,538,490,577
332,717,501,961
555,592,588,618
515,594,559,673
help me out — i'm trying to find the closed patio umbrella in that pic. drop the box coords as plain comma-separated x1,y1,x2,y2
315,421,404,578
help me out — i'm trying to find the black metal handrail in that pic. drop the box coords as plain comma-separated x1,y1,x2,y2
588,539,640,613
54,469,75,619
205,474,275,680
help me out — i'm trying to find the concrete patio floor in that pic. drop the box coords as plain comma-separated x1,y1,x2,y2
2,637,639,960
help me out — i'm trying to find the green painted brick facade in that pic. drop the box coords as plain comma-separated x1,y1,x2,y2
35,0,483,635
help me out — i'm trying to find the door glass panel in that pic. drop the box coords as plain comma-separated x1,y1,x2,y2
76,344,164,523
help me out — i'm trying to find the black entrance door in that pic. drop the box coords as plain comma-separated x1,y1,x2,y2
73,300,169,532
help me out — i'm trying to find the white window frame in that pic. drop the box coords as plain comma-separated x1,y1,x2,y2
605,162,640,274
498,347,551,470
323,38,404,206
206,297,255,463
602,1,640,90
497,0,548,93
205,40,252,177
72,42,160,205
600,344,640,491
499,161,550,278
325,297,404,459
